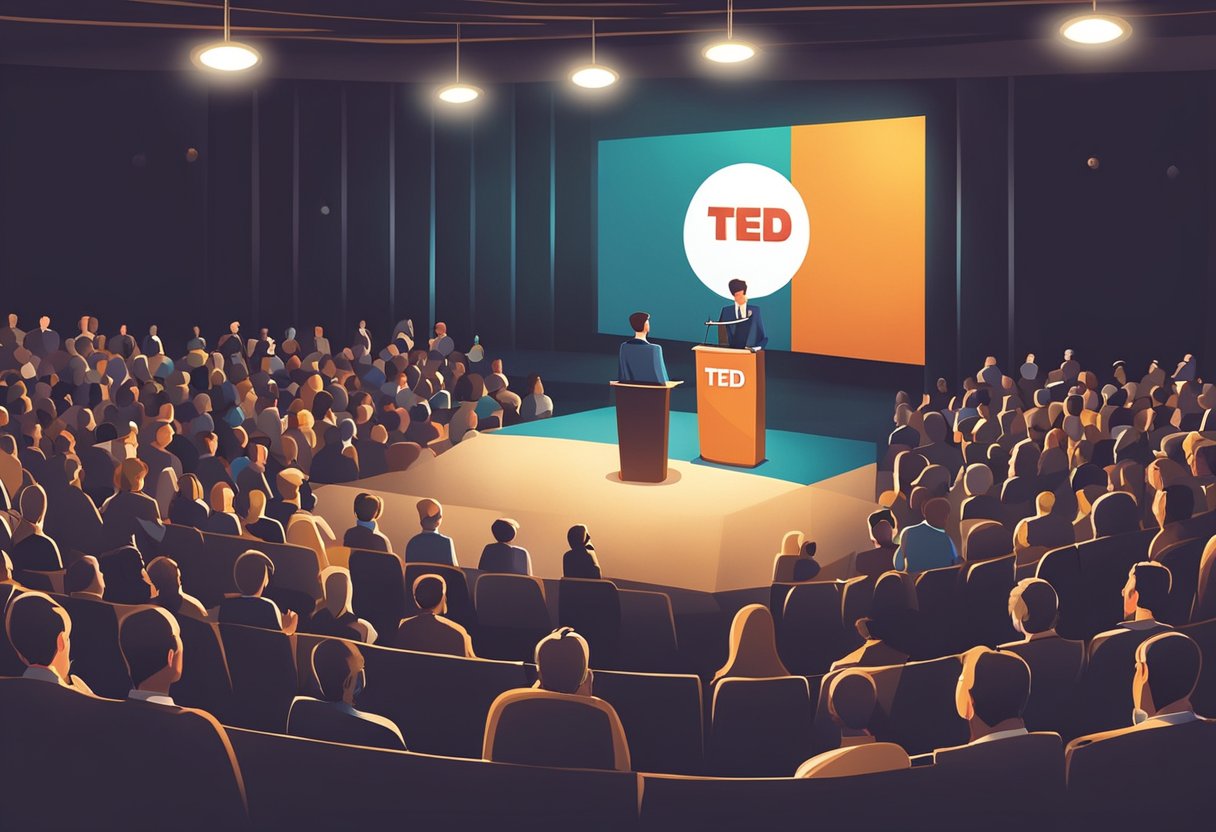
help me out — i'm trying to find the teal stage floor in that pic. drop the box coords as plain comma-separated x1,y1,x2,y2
498,408,875,486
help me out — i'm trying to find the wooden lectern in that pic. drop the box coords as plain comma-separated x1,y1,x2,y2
692,345,766,467
610,381,682,483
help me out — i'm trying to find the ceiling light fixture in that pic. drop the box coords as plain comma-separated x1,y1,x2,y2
1060,0,1132,46
571,20,619,89
704,0,757,63
437,23,482,104
193,0,261,72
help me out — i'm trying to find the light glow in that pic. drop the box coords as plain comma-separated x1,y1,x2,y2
571,64,619,89
194,42,260,72
437,83,482,104
1060,13,1131,45
703,40,757,63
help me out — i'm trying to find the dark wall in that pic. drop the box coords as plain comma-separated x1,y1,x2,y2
1,64,1213,387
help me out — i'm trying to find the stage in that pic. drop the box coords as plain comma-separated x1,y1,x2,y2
312,427,879,593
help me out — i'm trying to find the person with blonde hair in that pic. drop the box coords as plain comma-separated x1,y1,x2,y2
711,604,790,687
772,531,821,583
304,567,377,643
243,489,285,544
404,497,457,566
1013,491,1074,557
168,472,209,529
203,482,241,535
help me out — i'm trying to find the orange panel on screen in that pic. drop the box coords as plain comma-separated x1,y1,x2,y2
790,116,926,365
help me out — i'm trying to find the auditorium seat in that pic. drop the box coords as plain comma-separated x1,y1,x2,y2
349,547,407,638
1195,545,1216,623
934,732,1065,826
155,523,211,602
914,565,963,657
484,688,630,771
1074,625,1163,738
219,622,298,733
171,614,233,722
1178,616,1216,717
559,578,622,668
592,669,704,774
1073,529,1155,639
404,562,476,633
227,727,640,829
385,441,434,472
778,581,845,675
708,676,813,776
205,531,323,615
1001,636,1085,736
1154,536,1206,625
13,568,64,594
1035,544,1084,640
839,574,876,653
882,655,969,756
960,553,1018,647
0,583,23,677
618,588,679,672
474,573,552,661
53,594,136,698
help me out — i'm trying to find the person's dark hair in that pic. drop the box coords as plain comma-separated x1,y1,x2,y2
1140,632,1202,711
119,607,178,687
1008,578,1058,634
567,524,591,551
64,557,100,594
858,571,909,643
408,403,431,424
727,278,747,295
145,556,181,598
1162,484,1195,524
867,509,895,531
353,492,382,523
311,638,362,703
534,627,590,694
1091,491,1139,537
1130,561,1172,615
491,518,519,543
829,670,878,731
5,592,69,667
922,497,950,529
968,650,1032,726
413,574,446,611
234,550,274,596
454,373,486,404
628,312,650,333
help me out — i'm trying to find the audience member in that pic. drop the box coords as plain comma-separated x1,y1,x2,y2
204,482,242,535
712,604,789,686
64,555,106,601
894,497,959,572
562,524,602,579
168,473,210,528
9,483,63,573
391,574,474,657
343,492,392,552
933,647,1032,760
287,638,405,751
833,572,918,671
854,511,898,578
403,498,457,566
146,556,209,621
305,568,377,644
242,489,285,544
218,550,298,634
795,669,911,778
478,518,532,575
4,591,93,693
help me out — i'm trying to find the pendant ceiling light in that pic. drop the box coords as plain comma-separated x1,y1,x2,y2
1060,0,1132,45
704,0,757,63
437,23,482,104
193,0,261,72
570,20,619,89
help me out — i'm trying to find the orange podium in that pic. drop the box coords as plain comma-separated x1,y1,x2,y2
692,346,766,467
610,380,682,483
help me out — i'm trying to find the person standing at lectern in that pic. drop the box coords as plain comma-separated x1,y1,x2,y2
719,279,768,351
618,312,669,385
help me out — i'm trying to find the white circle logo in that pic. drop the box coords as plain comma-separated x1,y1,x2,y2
683,163,810,299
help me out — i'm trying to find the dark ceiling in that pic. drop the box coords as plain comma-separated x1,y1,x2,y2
3,1,1216,83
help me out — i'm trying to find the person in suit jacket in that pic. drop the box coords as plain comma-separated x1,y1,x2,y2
617,312,670,385
146,557,209,621
478,518,532,576
343,492,393,552
796,669,911,778
204,482,242,536
40,456,104,561
194,431,235,501
288,639,405,751
10,484,63,573
99,458,164,553
717,279,768,350
933,646,1033,760
4,591,94,694
1149,485,1216,559
392,574,475,657
304,568,377,643
218,550,298,634
404,498,457,566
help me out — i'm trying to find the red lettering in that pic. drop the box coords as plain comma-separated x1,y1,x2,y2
763,208,791,242
707,206,734,241
735,207,761,241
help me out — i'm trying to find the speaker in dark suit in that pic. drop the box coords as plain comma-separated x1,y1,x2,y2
718,279,768,350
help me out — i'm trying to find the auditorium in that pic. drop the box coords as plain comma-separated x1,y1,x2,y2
2,1,1216,828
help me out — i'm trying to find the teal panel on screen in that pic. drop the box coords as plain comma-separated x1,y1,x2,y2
597,127,792,350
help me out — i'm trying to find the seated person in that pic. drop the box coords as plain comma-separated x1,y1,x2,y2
10,484,63,573
833,572,918,671
894,497,960,573
519,375,554,421
959,464,1004,523
100,545,154,605
477,518,532,576
795,669,911,778
403,402,442,446
4,591,94,693
343,492,392,553
202,482,242,536
287,639,405,751
167,473,210,529
146,556,209,621
483,627,630,771
562,524,602,579
933,646,1033,761
241,489,285,545
403,498,457,566
99,458,164,553
854,511,898,579
217,550,298,634
391,575,474,658
711,604,789,687
1012,491,1074,558
305,568,377,644
772,531,821,583
64,555,106,601
119,606,188,706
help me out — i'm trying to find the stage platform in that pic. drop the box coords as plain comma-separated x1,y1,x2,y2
312,431,878,593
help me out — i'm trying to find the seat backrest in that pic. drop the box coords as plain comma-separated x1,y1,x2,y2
1001,636,1085,735
226,727,640,829
172,613,233,722
54,594,134,698
558,578,622,668
1155,536,1206,625
349,548,407,637
202,531,323,614
1195,538,1216,622
593,669,703,774
709,676,812,776
1076,625,1165,737
838,575,876,654
0,585,22,677
471,573,551,662
961,553,1018,647
934,732,1065,821
778,581,844,675
618,588,679,672
405,562,476,632
1178,616,1216,718
1074,529,1154,639
385,441,427,472
915,565,963,655
882,654,969,756
219,623,298,733
485,689,626,770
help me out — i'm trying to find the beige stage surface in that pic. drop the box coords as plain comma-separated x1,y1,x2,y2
313,433,877,593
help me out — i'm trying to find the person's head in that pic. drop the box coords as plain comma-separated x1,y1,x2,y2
38,315,50,330
210,482,235,513
963,463,994,498
322,567,354,617
1133,631,1202,718
234,550,274,597
65,555,105,597
416,498,442,531
728,278,748,304
628,311,651,338
1122,561,1172,620
870,517,894,546
827,669,879,734
1034,491,1056,518
1090,490,1139,538
146,556,183,599
277,468,306,503
412,574,447,614
1008,578,1058,637
310,638,365,705
492,518,519,544
718,603,788,680
119,607,183,691
780,531,804,556
353,492,383,524
434,321,447,337
176,473,203,503
116,458,149,493
246,489,269,522
534,627,592,695
19,483,47,526
5,592,72,678
567,523,592,551
1154,484,1195,529
228,321,240,335
954,647,1031,732
922,497,950,530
